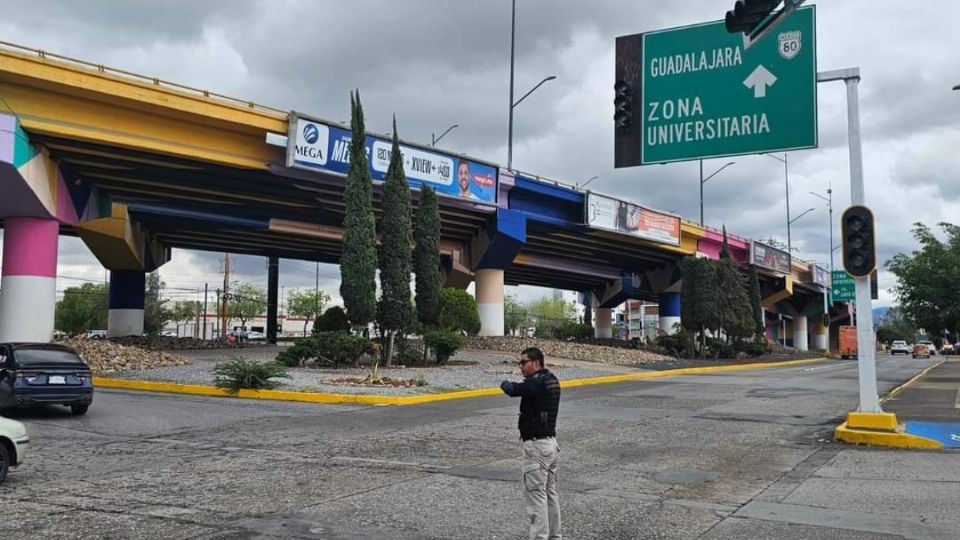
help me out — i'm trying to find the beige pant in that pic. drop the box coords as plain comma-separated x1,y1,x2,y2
521,437,561,540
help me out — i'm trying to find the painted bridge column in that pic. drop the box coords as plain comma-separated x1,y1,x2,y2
792,314,809,352
658,292,681,335
812,318,828,351
108,270,145,337
595,308,613,339
476,269,504,337
0,217,59,342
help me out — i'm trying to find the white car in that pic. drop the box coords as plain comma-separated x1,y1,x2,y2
918,340,937,355
890,340,910,355
0,415,29,484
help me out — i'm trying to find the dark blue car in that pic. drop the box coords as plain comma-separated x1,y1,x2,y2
0,343,93,415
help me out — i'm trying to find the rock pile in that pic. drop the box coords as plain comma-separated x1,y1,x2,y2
60,338,191,374
465,336,675,365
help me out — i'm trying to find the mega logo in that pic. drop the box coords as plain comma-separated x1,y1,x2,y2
303,123,320,144
294,121,329,166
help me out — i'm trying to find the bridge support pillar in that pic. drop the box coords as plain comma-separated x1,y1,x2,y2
267,256,279,344
108,270,145,337
658,292,681,335
595,308,613,339
0,217,59,342
812,318,828,351
792,315,809,351
476,269,504,337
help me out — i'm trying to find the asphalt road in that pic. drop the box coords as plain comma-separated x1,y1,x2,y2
3,354,958,539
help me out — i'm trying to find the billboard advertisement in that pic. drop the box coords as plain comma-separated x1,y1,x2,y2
750,240,791,273
812,265,830,287
286,113,497,204
586,193,681,246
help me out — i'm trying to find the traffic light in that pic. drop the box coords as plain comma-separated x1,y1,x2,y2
724,0,781,34
614,80,632,130
841,205,876,278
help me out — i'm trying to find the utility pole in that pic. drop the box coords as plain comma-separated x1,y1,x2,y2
221,253,230,338
203,283,209,340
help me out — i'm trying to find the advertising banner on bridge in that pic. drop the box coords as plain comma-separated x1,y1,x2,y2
812,264,830,288
750,240,791,274
585,193,681,246
286,113,497,204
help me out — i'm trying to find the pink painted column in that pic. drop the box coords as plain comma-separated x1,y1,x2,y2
0,217,59,342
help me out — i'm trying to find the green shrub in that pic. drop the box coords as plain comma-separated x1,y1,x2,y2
654,328,697,357
738,339,770,357
276,332,374,367
395,338,424,366
706,338,736,359
313,306,351,334
213,357,289,393
424,329,467,365
438,289,481,336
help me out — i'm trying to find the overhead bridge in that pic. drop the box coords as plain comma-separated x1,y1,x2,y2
0,41,831,347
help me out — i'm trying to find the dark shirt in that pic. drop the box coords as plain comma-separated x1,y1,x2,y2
500,368,561,440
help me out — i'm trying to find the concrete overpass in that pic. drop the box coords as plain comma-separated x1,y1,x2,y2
0,41,833,348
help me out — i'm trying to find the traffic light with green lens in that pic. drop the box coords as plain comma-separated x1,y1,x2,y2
841,205,876,278
614,80,633,130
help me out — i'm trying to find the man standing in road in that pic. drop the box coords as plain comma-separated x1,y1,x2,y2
500,347,562,540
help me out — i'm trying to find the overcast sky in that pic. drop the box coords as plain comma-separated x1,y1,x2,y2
1,1,958,309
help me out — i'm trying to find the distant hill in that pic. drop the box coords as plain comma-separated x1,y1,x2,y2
873,307,891,324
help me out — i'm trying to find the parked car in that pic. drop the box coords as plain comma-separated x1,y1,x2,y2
912,343,931,359
942,343,956,355
245,331,265,340
0,343,94,415
0,415,29,484
917,340,937,355
84,330,107,340
890,340,910,355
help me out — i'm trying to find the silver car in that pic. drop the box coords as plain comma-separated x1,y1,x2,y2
0,415,29,484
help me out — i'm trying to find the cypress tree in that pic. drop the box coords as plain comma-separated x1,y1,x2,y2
378,117,414,366
340,91,377,333
414,185,442,328
747,265,764,339
715,259,753,343
719,225,731,260
680,256,718,356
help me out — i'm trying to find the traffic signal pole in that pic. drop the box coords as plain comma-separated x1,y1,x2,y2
819,67,881,413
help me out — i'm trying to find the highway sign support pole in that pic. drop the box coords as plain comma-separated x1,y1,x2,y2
819,67,880,413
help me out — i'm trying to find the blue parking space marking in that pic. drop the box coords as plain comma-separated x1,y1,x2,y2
904,422,960,448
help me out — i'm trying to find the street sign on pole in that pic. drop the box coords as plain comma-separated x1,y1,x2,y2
831,270,855,302
614,5,817,167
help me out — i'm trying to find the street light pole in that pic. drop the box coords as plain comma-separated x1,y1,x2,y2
508,0,516,170
506,0,555,171
810,186,835,274
699,160,736,225
765,153,791,252
579,175,598,190
431,124,459,147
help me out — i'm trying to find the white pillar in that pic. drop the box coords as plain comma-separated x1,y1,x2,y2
658,292,681,335
0,217,58,342
792,315,809,351
595,308,612,339
812,318,828,351
475,269,504,336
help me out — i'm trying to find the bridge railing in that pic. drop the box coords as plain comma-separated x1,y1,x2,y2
0,40,288,115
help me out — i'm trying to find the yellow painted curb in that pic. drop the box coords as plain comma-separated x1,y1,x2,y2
94,356,828,407
847,411,899,431
835,421,943,449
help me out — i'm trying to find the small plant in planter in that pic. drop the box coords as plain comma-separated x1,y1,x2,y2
213,357,290,394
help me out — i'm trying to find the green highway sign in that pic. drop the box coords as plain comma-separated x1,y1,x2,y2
832,270,855,302
614,5,817,167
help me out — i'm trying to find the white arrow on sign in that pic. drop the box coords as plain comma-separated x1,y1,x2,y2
743,65,778,98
